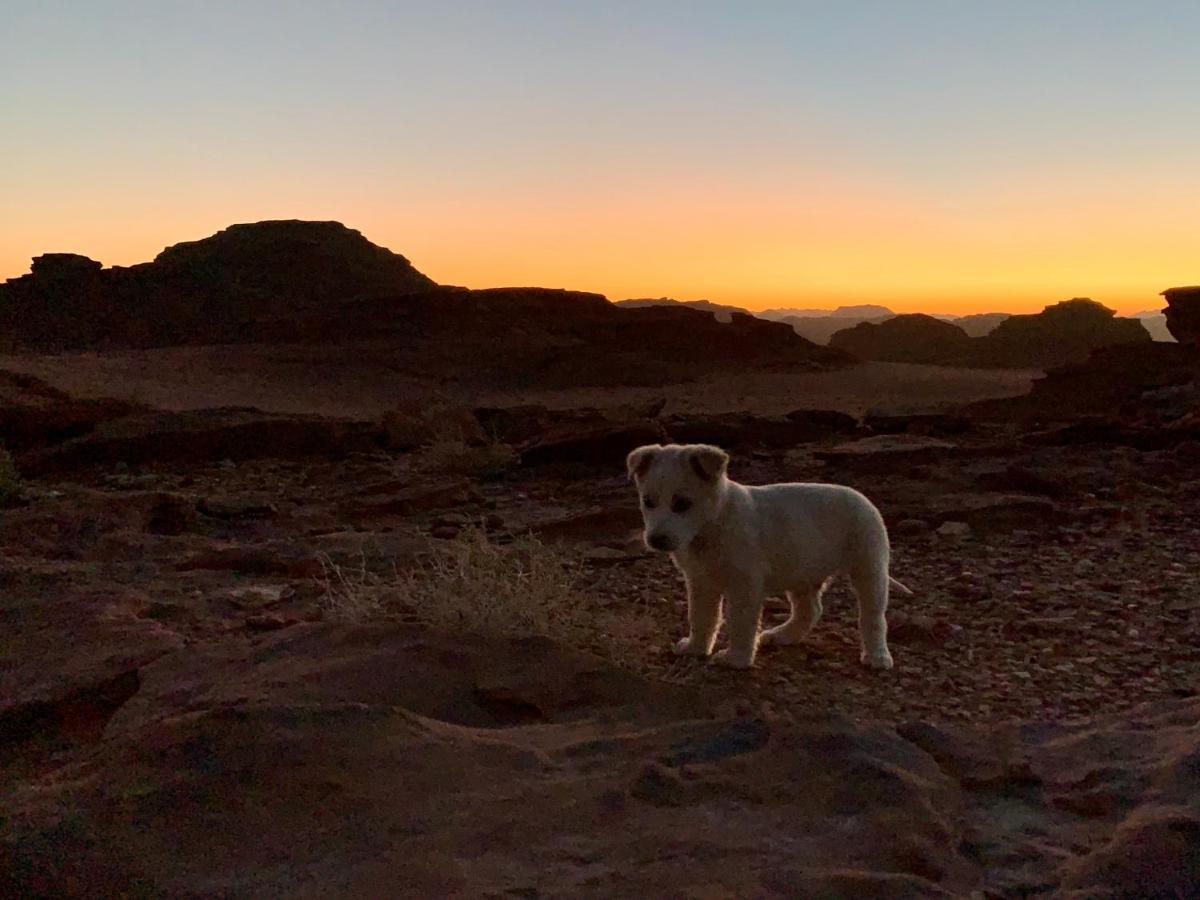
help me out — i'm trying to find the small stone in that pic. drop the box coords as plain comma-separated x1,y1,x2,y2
630,763,686,807
893,519,929,536
430,524,460,540
245,613,294,632
937,520,972,539
199,495,278,520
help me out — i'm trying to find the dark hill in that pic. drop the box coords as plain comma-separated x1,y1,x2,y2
829,314,973,363
151,220,435,311
0,221,434,351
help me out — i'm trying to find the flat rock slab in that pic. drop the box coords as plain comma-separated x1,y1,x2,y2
21,407,384,473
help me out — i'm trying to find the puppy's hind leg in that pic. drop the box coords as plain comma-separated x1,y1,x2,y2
760,581,827,647
850,563,894,670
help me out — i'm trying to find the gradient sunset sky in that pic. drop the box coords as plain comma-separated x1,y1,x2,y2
3,1,1198,315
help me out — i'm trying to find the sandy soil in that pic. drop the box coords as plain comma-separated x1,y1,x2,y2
0,345,1039,418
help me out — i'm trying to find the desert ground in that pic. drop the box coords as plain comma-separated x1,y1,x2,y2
0,348,1039,418
4,343,1199,897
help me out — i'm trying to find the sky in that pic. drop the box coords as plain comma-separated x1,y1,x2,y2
3,1,1198,315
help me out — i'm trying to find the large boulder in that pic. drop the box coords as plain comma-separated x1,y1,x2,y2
1162,286,1200,347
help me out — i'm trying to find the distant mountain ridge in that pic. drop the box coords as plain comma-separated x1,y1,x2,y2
626,298,1175,346
829,298,1153,368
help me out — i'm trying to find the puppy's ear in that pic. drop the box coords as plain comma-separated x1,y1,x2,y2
689,445,729,482
626,444,661,481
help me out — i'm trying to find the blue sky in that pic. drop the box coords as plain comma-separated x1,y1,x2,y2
4,1,1198,312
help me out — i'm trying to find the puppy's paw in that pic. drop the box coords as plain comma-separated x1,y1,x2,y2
673,636,710,657
711,648,754,669
860,649,894,671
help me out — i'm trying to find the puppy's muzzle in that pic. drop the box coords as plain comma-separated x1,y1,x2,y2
647,532,676,552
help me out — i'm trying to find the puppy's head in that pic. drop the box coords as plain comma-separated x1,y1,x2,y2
626,443,729,554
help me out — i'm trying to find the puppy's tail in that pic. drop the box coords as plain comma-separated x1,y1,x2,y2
888,576,913,596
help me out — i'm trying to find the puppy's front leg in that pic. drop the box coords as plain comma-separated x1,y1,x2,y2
674,576,720,658
712,580,764,669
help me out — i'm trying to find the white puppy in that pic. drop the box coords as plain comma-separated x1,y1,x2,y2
627,442,909,670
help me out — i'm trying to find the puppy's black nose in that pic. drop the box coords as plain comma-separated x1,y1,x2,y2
648,533,674,552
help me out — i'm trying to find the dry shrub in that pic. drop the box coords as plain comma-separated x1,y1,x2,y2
317,529,648,666
319,528,585,634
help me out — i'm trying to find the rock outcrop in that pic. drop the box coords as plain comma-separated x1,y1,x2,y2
1162,286,1200,347
971,297,1151,368
829,314,974,364
963,341,1200,427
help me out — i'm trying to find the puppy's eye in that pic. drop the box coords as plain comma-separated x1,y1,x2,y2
671,496,693,514
643,496,658,509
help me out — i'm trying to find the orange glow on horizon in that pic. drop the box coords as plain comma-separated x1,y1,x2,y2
2,162,1194,318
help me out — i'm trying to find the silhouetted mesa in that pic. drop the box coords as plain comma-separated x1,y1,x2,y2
0,221,433,351
0,221,851,386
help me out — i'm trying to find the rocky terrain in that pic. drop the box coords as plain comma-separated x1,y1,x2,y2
2,331,1199,896
830,298,1152,369
2,223,1197,895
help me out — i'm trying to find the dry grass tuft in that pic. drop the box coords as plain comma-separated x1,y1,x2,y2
319,528,585,635
316,528,654,667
